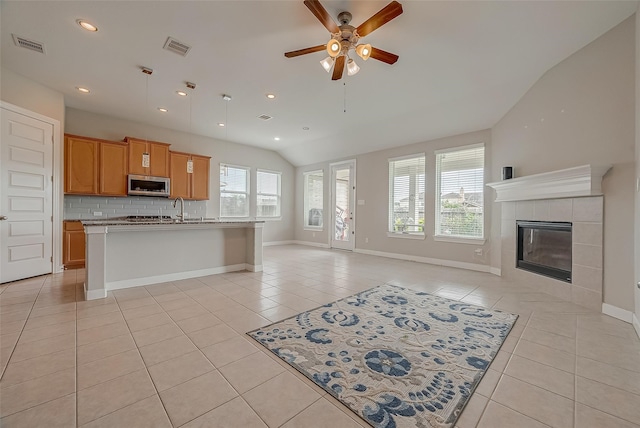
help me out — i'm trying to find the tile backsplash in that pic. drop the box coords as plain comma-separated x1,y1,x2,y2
64,195,207,220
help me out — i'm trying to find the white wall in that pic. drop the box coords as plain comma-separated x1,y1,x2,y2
295,129,493,269
492,16,636,311
65,108,295,243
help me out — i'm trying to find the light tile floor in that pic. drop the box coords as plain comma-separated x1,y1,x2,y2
1,245,639,427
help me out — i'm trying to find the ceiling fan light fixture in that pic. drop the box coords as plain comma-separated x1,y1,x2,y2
320,56,334,73
347,58,360,76
327,39,341,58
356,43,372,61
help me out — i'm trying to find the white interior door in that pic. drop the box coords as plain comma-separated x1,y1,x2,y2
331,161,355,250
1,108,53,283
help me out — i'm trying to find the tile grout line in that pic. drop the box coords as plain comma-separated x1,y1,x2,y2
0,275,48,382
112,290,175,426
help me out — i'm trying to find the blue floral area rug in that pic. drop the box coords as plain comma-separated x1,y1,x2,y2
248,284,517,428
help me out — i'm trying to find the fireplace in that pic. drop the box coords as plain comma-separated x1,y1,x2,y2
516,221,572,283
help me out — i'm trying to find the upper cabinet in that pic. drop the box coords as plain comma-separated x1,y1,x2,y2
65,133,209,199
65,135,129,196
99,141,128,196
64,135,99,195
170,151,211,200
125,137,170,177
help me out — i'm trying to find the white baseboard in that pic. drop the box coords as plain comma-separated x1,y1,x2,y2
104,264,247,293
602,303,633,323
245,264,263,272
490,267,502,276
291,240,331,248
263,240,296,247
84,283,107,300
354,248,492,273
633,313,640,338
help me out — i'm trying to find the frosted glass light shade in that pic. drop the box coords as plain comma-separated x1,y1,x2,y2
327,39,341,58
347,58,360,76
320,57,334,73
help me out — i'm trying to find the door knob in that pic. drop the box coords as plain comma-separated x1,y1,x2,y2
0,215,7,221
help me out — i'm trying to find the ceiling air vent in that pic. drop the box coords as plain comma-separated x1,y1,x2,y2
257,114,273,121
163,37,191,57
12,34,45,54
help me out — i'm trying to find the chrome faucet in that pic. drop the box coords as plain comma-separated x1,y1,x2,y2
172,197,185,222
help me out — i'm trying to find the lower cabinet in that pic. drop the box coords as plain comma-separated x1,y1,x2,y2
63,221,85,269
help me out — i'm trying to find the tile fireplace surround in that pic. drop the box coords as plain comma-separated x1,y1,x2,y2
488,165,611,312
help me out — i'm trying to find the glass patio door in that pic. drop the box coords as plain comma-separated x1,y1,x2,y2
331,160,355,250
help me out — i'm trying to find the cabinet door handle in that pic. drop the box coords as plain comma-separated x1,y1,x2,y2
0,215,7,221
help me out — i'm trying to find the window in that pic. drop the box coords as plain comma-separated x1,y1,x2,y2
435,144,485,239
303,170,323,229
257,170,281,218
220,164,249,217
388,155,425,234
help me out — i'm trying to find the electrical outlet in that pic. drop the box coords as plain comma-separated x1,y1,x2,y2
93,211,102,216
365,237,369,243
312,232,315,238
474,248,483,256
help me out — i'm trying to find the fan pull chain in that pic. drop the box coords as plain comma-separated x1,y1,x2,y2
343,82,347,113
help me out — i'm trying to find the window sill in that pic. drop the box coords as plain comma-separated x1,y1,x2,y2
257,216,282,222
387,232,426,240
304,227,323,232
433,235,486,245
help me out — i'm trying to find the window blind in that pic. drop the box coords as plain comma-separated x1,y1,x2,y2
220,164,249,217
388,155,425,234
304,170,323,228
435,145,484,238
257,170,281,218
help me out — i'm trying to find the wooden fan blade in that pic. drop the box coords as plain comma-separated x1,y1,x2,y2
332,55,345,80
284,45,327,58
370,47,399,64
304,0,340,34
356,1,403,38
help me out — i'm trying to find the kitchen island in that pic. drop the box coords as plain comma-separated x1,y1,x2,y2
82,219,264,300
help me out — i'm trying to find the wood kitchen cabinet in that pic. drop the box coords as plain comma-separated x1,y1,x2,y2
65,134,128,196
63,221,85,269
99,141,128,196
65,135,99,195
125,137,170,177
170,151,211,200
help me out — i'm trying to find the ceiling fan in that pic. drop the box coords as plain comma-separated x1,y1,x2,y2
285,0,403,80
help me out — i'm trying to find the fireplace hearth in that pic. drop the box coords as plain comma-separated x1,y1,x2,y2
517,220,572,282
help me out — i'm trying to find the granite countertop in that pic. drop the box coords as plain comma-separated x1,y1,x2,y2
80,218,264,226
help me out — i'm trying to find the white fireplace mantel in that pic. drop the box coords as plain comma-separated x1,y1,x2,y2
486,164,612,202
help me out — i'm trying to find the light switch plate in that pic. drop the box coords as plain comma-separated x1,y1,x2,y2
357,200,365,206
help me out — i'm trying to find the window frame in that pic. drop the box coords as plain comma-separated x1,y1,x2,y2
434,143,485,242
388,153,426,238
219,163,250,218
303,170,324,231
256,169,282,220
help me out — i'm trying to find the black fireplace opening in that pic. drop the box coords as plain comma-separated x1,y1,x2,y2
516,220,572,283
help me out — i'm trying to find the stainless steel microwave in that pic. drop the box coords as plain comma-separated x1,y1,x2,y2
127,175,170,197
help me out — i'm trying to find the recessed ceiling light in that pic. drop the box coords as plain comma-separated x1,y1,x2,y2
218,123,225,127
176,91,187,97
77,20,98,32
266,94,276,99
76,87,90,93
158,108,168,113
274,137,280,141
302,127,309,131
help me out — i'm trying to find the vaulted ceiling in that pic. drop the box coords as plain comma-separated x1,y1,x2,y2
1,1,636,166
